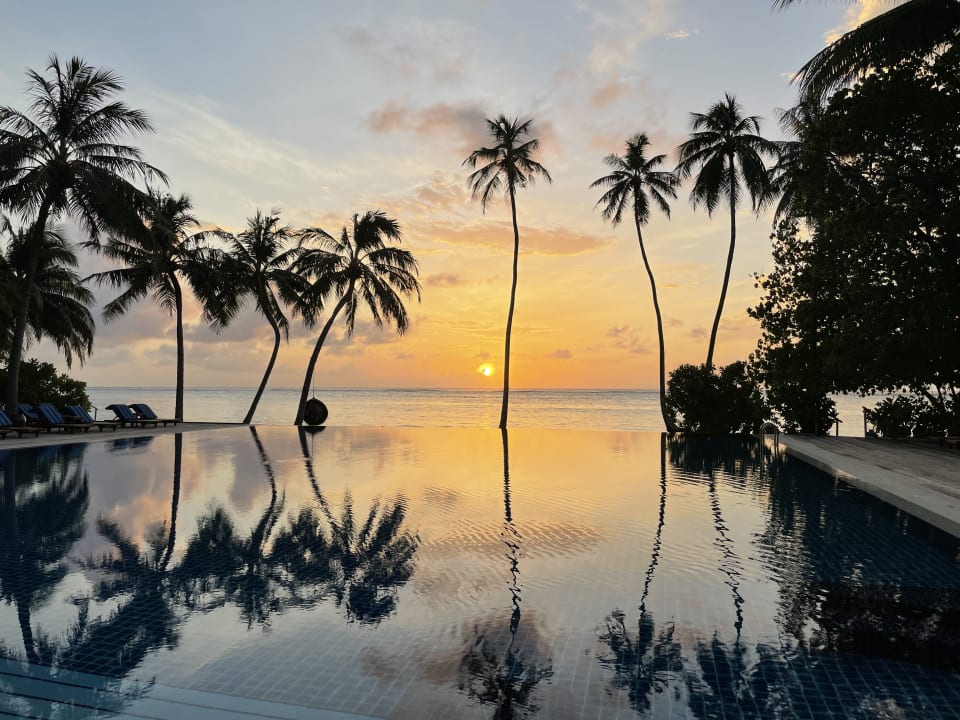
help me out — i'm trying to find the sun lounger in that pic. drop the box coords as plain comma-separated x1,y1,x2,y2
35,403,92,432
17,403,40,425
65,405,119,431
0,409,42,438
129,403,179,426
106,403,159,428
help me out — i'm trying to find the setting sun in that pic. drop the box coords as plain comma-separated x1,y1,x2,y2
476,363,495,377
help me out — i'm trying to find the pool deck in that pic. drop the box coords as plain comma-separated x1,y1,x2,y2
0,422,240,449
780,435,960,538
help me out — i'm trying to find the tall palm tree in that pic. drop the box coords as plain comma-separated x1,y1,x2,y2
292,211,421,426
1,217,95,367
86,192,221,420
774,0,960,102
464,116,552,429
592,134,680,432
676,95,778,367
0,55,163,416
215,210,311,424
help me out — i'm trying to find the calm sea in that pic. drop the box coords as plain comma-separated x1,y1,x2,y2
86,387,874,435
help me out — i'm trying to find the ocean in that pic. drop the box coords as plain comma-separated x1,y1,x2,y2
85,387,875,435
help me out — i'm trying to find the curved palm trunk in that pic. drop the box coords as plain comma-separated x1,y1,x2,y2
295,288,353,426
639,434,669,616
499,183,521,429
706,161,737,369
172,275,185,420
634,213,679,433
244,310,282,425
4,201,52,416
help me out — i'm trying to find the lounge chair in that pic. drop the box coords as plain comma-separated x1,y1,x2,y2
65,405,119,431
0,409,42,438
17,403,40,425
35,403,92,432
130,403,179,426
106,403,159,428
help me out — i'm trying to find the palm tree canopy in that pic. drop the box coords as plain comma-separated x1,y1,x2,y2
463,115,553,211
774,0,960,101
1,218,95,366
295,210,421,336
676,94,779,215
0,55,165,233
213,209,312,338
591,133,679,226
85,191,222,323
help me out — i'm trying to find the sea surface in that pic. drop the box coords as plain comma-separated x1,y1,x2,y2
86,387,876,435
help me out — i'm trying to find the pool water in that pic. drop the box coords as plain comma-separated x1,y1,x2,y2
1,427,959,719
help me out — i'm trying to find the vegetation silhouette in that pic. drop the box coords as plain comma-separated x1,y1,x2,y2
775,0,960,102
464,117,552,429
292,211,421,426
0,217,95,367
213,210,313,424
0,55,163,416
458,429,553,719
86,191,225,420
592,134,680,432
0,445,89,665
676,95,777,368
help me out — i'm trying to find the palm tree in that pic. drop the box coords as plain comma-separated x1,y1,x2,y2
592,134,680,432
464,116,552,429
774,0,960,102
292,211,421,426
86,191,221,420
215,210,311,424
676,95,778,368
1,217,95,367
0,55,163,416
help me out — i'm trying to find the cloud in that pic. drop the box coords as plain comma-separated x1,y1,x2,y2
606,325,629,338
602,324,651,355
474,351,490,360
366,100,489,154
342,20,472,84
395,351,416,360
425,272,461,288
689,326,707,340
664,29,697,40
590,78,628,109
825,0,888,44
427,220,613,256
666,316,684,328
547,348,573,360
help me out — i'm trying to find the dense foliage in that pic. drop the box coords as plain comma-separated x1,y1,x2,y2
665,362,769,434
752,51,960,437
0,359,90,408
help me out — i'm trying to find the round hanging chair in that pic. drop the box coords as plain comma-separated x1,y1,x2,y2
303,397,329,426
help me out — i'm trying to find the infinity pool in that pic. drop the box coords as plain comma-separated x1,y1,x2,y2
1,427,958,719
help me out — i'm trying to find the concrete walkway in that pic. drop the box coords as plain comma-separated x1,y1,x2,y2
0,422,241,450
780,435,960,538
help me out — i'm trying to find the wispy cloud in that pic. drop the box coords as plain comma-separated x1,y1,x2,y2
825,0,888,44
547,348,573,360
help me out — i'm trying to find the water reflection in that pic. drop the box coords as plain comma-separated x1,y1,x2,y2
459,429,553,719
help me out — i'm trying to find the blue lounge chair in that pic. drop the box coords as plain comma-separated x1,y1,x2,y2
0,409,41,438
106,403,158,428
35,403,92,432
17,403,40,424
65,405,119,431
130,403,179,426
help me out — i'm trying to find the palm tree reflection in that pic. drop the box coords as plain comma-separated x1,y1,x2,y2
458,429,552,719
0,446,89,665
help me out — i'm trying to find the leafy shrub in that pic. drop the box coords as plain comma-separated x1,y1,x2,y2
867,395,959,438
765,381,838,436
665,361,770,434
0,358,90,409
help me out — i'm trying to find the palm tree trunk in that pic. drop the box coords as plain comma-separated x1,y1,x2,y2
499,183,521,429
173,275,185,420
706,163,738,369
634,212,679,433
640,433,669,615
295,289,353,425
4,201,52,416
244,312,282,425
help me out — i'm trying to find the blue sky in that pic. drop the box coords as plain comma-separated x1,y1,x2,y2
1,1,868,389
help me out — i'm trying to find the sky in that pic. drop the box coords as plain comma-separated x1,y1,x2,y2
0,1,880,391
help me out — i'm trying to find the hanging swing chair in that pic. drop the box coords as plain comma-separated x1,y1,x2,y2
303,397,329,426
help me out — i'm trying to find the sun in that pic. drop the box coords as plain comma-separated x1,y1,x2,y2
476,363,495,378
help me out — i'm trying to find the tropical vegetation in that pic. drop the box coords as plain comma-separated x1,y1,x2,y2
464,116,552,429
0,55,163,416
592,133,680,432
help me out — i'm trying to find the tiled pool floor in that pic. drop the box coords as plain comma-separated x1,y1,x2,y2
2,427,959,719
